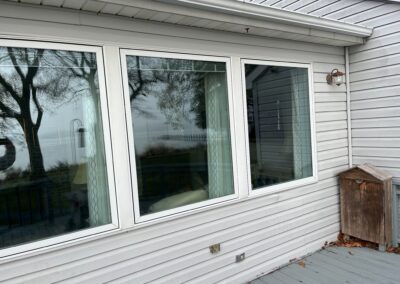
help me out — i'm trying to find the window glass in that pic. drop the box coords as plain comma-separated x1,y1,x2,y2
0,46,111,249
126,55,234,216
244,64,313,190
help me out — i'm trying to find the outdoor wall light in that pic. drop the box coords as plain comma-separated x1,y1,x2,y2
326,69,344,86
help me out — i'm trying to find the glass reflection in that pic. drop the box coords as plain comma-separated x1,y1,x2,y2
127,55,234,215
245,64,313,189
0,46,111,249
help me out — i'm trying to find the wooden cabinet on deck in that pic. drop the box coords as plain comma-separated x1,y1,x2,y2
339,164,392,248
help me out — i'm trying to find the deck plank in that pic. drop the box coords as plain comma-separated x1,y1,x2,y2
280,264,322,284
251,247,400,284
318,250,398,283
322,248,400,280
303,258,358,283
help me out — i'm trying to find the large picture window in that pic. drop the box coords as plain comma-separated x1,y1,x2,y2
243,60,315,191
122,51,236,219
0,42,114,252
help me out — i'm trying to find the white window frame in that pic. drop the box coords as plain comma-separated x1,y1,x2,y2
120,49,240,223
0,39,119,258
240,59,318,197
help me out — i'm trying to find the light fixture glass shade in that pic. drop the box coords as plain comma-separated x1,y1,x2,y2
326,69,344,86
332,75,344,86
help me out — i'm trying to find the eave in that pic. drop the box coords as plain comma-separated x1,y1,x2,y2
1,0,373,46
99,0,373,46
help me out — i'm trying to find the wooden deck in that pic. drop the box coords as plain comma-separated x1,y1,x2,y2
251,247,400,284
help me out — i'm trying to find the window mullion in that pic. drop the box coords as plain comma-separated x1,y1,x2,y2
103,46,135,229
231,57,251,198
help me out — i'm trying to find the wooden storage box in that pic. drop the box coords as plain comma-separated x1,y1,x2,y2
339,164,392,248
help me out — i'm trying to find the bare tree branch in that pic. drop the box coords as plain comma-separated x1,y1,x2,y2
26,49,43,82
0,72,20,103
31,86,43,129
54,51,84,78
0,99,20,119
7,47,26,81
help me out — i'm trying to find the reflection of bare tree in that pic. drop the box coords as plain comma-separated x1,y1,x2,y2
127,56,159,119
53,51,98,98
0,48,46,179
128,56,206,129
0,48,92,179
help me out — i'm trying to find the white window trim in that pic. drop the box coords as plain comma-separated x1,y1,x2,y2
0,39,119,258
120,49,240,223
240,59,318,197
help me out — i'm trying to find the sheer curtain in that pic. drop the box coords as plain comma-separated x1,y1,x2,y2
290,68,312,179
84,94,110,226
205,72,234,199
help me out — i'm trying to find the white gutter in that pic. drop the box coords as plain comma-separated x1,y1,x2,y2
158,0,373,37
345,47,353,168
99,0,372,38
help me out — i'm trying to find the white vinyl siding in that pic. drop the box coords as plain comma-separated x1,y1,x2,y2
0,2,348,283
348,7,400,181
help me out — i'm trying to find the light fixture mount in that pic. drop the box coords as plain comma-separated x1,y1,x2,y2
326,68,344,86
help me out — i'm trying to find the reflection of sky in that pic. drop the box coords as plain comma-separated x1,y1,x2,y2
1,98,86,178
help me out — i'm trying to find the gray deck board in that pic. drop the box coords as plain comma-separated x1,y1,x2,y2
280,263,324,284
321,248,399,281
251,247,400,284
303,259,355,284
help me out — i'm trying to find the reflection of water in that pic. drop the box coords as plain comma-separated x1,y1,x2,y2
132,91,207,156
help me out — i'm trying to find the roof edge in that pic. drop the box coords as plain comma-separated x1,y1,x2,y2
156,0,373,37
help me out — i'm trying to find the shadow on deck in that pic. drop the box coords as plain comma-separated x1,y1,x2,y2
251,247,400,284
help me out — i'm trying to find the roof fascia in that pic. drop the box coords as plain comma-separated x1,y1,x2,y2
99,0,373,38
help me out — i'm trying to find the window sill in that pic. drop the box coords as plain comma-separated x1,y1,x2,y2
249,175,319,198
0,223,119,262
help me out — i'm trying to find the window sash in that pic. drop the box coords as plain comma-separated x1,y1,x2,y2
0,39,119,258
240,59,318,197
120,49,240,223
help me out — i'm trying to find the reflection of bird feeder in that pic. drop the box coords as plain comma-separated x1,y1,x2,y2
70,119,85,164
77,128,85,148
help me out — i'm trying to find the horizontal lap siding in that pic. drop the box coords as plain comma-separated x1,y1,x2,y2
347,5,400,182
247,1,400,182
0,3,347,284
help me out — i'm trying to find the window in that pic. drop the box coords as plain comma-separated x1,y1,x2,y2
0,41,115,253
243,60,316,191
0,40,317,255
122,51,236,220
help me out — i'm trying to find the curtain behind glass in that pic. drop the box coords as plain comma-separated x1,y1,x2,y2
290,68,312,179
84,95,110,226
205,72,234,199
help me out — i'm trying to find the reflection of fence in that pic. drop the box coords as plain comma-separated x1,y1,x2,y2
160,134,207,142
0,179,67,230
